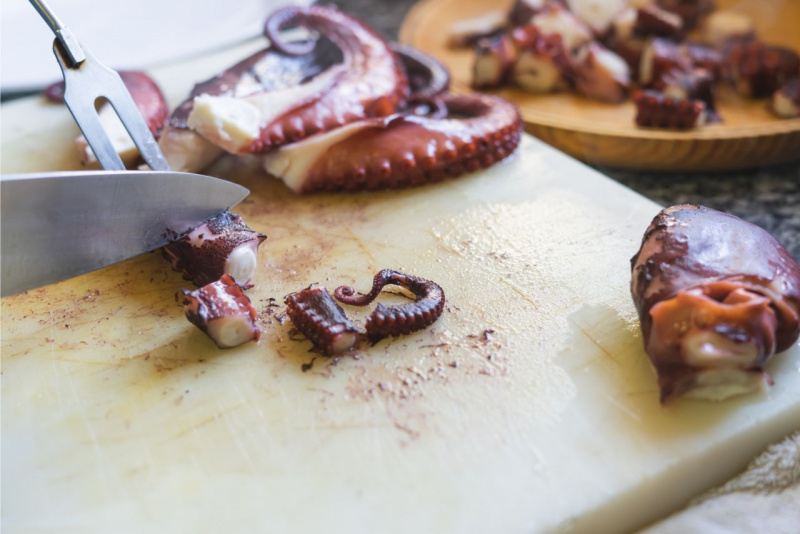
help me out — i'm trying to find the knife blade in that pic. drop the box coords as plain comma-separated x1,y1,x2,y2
0,170,249,297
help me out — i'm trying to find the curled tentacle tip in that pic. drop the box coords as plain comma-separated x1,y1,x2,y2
334,285,356,299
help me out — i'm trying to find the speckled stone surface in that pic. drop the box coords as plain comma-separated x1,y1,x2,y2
333,0,800,261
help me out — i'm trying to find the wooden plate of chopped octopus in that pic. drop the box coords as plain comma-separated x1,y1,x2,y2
399,0,800,171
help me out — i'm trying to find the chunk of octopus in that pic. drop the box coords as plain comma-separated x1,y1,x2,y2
530,3,593,51
263,93,522,194
163,211,266,288
724,40,800,98
511,27,574,93
634,90,707,129
285,286,360,356
334,270,445,342
573,43,631,103
183,275,261,349
655,67,720,122
630,204,800,403
472,33,517,89
634,4,684,38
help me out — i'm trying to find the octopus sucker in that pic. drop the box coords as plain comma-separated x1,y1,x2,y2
45,71,169,167
183,5,408,157
183,275,261,349
285,285,361,356
262,93,522,194
163,211,266,288
334,269,445,342
630,204,800,404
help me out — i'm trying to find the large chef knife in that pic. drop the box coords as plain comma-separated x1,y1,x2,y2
0,171,248,297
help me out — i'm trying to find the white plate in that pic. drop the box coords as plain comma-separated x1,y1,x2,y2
1,0,311,93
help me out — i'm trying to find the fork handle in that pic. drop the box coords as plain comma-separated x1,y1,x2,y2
29,0,86,67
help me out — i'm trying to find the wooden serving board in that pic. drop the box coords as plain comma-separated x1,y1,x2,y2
399,0,800,171
2,41,799,534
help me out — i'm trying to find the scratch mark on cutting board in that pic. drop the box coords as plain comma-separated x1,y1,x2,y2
500,277,539,309
217,397,257,471
49,308,66,417
343,226,377,263
604,394,641,422
569,319,623,368
63,355,111,496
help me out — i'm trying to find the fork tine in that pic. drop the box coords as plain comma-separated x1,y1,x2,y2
106,89,169,171
63,97,126,171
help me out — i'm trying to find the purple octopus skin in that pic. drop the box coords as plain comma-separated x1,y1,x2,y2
163,211,266,288
511,26,575,93
573,42,631,103
639,38,720,86
285,285,360,356
631,205,800,404
724,40,800,98
334,270,445,342
186,5,409,156
655,0,715,31
654,67,720,122
263,93,522,194
183,274,261,349
772,78,800,118
635,4,684,39
391,43,451,101
634,90,707,129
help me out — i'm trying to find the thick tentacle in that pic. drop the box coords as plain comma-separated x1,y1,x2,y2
262,93,522,194
187,5,408,155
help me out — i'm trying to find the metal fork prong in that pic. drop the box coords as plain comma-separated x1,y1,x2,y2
64,98,126,170
106,91,169,171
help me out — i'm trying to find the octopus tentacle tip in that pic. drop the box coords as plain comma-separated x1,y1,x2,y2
286,285,360,356
263,6,317,56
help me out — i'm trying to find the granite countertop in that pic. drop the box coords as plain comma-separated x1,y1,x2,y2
333,0,800,261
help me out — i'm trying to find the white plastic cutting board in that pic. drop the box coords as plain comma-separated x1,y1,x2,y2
1,40,799,534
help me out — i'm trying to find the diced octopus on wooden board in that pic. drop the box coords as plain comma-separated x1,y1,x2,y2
449,0,800,129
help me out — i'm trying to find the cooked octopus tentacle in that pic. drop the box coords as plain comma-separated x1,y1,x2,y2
334,270,445,341
183,274,261,349
186,5,408,155
163,211,266,288
630,204,800,403
285,285,361,356
262,92,522,194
